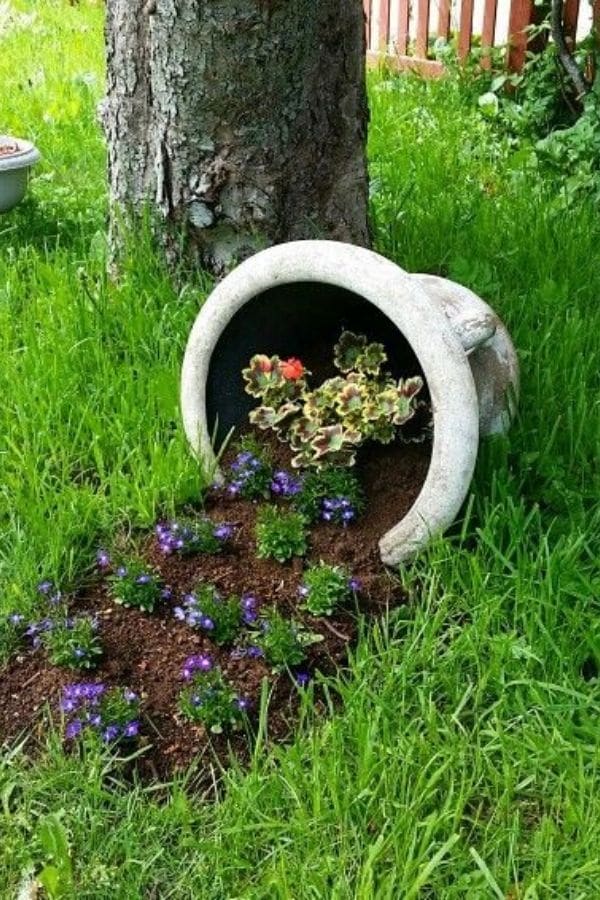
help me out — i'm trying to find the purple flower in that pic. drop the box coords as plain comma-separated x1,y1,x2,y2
173,606,186,621
295,671,311,688
348,577,362,593
271,470,302,497
161,588,173,601
213,523,234,542
116,566,128,578
65,719,83,739
96,549,111,570
74,647,87,659
200,616,215,631
298,585,310,598
123,689,138,702
60,697,77,713
48,591,63,606
102,725,120,743
37,580,53,595
9,613,24,625
88,713,102,727
182,654,212,680
246,645,264,659
123,720,140,738
135,573,152,585
236,697,251,711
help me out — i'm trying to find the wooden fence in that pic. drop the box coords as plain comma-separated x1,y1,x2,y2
365,0,599,74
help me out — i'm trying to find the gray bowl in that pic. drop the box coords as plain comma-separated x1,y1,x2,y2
0,136,41,212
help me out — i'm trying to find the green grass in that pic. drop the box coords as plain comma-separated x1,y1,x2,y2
1,2,599,896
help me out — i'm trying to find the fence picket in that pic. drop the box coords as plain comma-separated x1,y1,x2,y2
416,0,431,57
458,0,475,59
563,0,580,41
507,0,534,71
379,0,391,49
437,0,451,41
396,0,410,54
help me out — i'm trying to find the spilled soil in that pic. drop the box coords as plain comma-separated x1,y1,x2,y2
0,434,431,782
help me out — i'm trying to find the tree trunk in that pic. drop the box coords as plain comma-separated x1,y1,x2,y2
102,0,370,276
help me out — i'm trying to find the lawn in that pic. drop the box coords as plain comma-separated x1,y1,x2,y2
1,1,599,896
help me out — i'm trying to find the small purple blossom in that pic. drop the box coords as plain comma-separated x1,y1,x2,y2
246,645,264,658
236,697,251,711
182,654,213,680
116,566,128,578
348,577,362,593
96,549,111,570
271,470,302,498
123,689,138,702
135,573,152,585
161,588,173,601
8,613,24,625
320,496,357,527
65,719,83,739
295,671,311,688
37,580,53,595
213,523,234,542
123,720,140,738
297,585,310,598
102,725,120,743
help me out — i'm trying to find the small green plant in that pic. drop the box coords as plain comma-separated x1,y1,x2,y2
42,615,102,669
243,332,424,468
156,516,233,556
179,657,248,733
253,608,307,669
294,467,365,525
299,562,353,617
174,583,243,646
60,683,141,744
255,506,308,563
108,559,163,613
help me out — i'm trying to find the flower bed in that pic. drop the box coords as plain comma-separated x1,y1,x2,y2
0,333,432,780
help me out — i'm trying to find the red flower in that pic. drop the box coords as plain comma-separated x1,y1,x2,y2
279,358,305,380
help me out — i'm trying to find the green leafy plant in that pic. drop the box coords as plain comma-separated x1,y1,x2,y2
179,666,247,734
299,563,352,617
174,583,243,646
42,615,102,669
108,559,164,613
253,608,321,670
243,332,423,468
255,506,308,563
294,467,365,524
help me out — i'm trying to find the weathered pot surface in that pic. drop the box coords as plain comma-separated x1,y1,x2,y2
0,135,41,213
181,240,518,566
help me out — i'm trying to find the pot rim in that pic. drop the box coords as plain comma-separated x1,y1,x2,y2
0,136,41,172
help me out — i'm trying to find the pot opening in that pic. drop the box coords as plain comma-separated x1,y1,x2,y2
206,280,429,446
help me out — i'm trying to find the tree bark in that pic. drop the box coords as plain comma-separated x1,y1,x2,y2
102,0,370,276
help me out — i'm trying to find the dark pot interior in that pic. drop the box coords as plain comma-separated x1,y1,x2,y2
206,281,426,447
